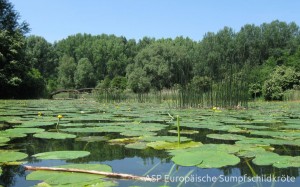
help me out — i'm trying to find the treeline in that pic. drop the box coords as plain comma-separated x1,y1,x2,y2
1,0,300,102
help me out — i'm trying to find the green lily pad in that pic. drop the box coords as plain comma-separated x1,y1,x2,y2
142,136,191,142
273,156,300,168
19,121,55,127
125,142,148,150
235,138,271,146
147,141,202,150
75,136,109,142
236,146,268,158
5,128,44,134
0,151,28,163
252,152,284,166
27,164,113,185
0,137,10,144
120,130,157,137
236,125,269,130
57,123,87,127
167,143,240,156
32,151,90,160
108,137,140,144
171,150,240,168
250,130,300,140
33,132,76,139
197,144,240,154
281,124,300,130
60,127,101,133
0,131,27,138
168,130,198,135
206,133,247,141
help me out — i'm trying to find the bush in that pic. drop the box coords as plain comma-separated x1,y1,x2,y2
262,66,300,100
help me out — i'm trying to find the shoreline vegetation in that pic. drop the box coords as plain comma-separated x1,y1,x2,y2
1,1,300,106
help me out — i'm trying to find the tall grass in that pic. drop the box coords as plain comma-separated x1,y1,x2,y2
283,90,300,101
93,83,249,108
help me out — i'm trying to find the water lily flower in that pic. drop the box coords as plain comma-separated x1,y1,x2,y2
57,115,63,119
38,112,42,116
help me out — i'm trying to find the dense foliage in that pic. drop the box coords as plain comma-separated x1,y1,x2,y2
1,0,300,102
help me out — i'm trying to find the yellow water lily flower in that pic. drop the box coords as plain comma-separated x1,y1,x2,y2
57,115,63,119
38,112,42,116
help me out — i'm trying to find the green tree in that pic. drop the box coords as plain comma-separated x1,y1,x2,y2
96,76,111,90
110,76,127,90
262,66,300,100
57,55,76,89
127,67,151,93
0,0,29,33
0,0,42,98
189,76,212,92
128,42,192,91
74,58,95,88
25,35,57,78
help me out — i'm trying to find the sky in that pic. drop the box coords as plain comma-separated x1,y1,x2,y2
9,0,300,43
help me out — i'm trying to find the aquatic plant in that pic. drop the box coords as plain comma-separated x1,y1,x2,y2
56,114,63,131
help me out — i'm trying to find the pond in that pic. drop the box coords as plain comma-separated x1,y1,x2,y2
0,99,300,187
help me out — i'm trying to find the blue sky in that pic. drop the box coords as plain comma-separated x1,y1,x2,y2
10,0,300,43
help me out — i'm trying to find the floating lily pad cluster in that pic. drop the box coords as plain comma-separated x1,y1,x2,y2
1,100,300,186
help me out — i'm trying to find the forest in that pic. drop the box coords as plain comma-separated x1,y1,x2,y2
1,0,300,104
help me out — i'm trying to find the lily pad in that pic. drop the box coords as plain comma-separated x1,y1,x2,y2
75,136,109,142
147,141,202,150
0,137,10,144
32,151,90,160
120,130,157,137
108,137,140,144
19,121,55,127
250,130,300,140
125,142,148,150
5,128,44,134
27,164,113,185
206,133,246,141
273,156,300,168
0,131,26,138
0,151,28,163
142,136,191,142
168,130,198,135
171,150,240,168
59,123,91,127
236,146,268,158
252,152,284,166
33,132,76,139
196,144,240,154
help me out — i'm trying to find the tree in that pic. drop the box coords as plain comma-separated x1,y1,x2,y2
0,0,29,33
25,35,57,78
127,42,192,91
0,0,41,98
262,66,300,100
189,76,212,92
74,58,95,88
110,76,127,90
57,55,76,89
127,67,151,93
